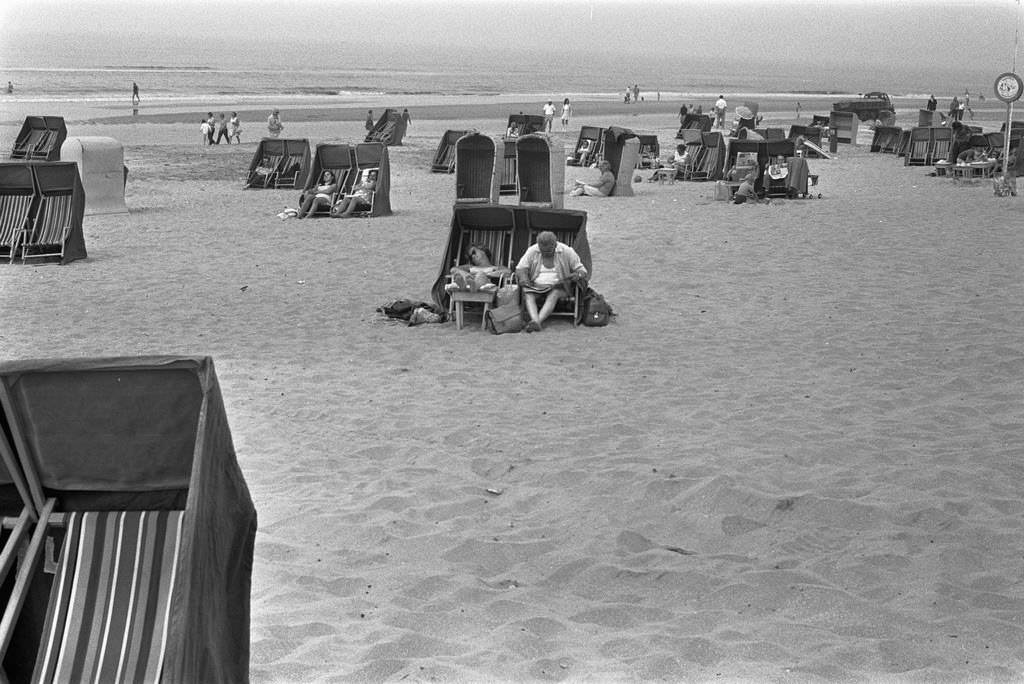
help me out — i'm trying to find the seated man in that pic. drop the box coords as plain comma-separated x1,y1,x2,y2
515,231,588,332
569,160,615,196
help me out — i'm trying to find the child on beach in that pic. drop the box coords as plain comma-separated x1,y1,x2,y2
229,112,242,143
267,109,283,137
199,118,211,146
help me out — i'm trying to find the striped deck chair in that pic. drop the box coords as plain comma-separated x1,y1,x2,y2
11,130,46,160
930,127,952,164
0,194,34,262
21,193,73,262
29,131,55,160
246,153,283,188
499,141,518,195
904,127,932,166
274,150,306,188
28,510,184,683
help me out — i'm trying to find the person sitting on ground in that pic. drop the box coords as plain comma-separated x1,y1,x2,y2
331,169,378,217
569,160,615,196
446,245,510,292
732,167,760,204
296,171,339,218
515,231,588,333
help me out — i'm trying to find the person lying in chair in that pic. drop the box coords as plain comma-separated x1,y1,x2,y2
332,169,378,218
515,231,588,332
569,160,615,197
446,245,510,292
296,170,339,218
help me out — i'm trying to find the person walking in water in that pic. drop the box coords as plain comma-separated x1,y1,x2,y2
365,110,374,132
132,81,140,105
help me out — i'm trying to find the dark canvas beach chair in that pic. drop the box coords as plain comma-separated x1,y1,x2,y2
517,208,592,326
726,139,768,195
600,127,640,196
431,130,469,173
455,133,500,204
515,133,564,209
299,143,355,217
0,164,37,263
504,114,545,140
245,138,286,188
567,126,604,167
432,205,517,326
810,115,831,128
894,128,912,157
273,139,311,189
365,109,407,146
10,117,66,162
904,127,933,166
676,130,705,180
635,134,660,168
689,132,725,181
339,142,392,218
787,125,825,157
0,356,255,684
675,114,712,139
930,127,952,163
762,140,799,197
18,162,87,265
870,126,900,153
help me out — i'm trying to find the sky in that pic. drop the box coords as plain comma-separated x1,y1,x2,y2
2,0,1022,74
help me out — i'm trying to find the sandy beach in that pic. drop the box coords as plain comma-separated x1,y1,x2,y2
1,99,1023,682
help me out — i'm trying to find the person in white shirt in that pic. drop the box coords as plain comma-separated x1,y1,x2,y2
560,98,572,131
542,100,556,132
714,95,728,128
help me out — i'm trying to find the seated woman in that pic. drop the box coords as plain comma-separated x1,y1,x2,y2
296,170,339,218
569,160,615,197
446,245,510,292
732,167,760,204
514,231,588,332
332,169,378,218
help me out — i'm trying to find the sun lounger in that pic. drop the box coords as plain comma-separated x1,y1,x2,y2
455,133,500,204
0,356,255,684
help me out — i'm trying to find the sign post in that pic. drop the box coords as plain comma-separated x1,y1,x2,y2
994,72,1023,180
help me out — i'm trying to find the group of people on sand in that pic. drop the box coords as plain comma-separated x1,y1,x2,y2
200,112,242,145
448,231,588,333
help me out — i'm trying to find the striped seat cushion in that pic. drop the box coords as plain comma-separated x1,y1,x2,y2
0,194,33,249
33,510,184,684
29,194,73,247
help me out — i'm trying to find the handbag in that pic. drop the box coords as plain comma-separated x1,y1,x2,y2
582,289,613,326
485,301,525,334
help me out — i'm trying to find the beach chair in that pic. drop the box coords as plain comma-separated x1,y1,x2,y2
636,135,660,168
299,143,354,218
455,133,500,204
894,128,912,157
504,114,545,140
567,126,604,167
365,109,406,146
499,140,519,196
0,164,37,263
829,111,857,145
675,130,705,180
675,114,712,139
0,356,255,684
18,163,87,265
245,138,286,188
515,133,564,209
689,132,725,181
431,130,469,173
930,127,952,164
438,206,517,328
517,208,592,327
762,140,798,198
904,127,932,166
346,142,392,217
10,117,67,162
273,139,311,189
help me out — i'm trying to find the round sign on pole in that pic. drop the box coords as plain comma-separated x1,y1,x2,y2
994,72,1023,103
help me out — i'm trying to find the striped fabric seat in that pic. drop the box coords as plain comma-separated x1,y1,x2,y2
22,194,72,259
33,510,184,684
274,152,305,188
0,194,33,253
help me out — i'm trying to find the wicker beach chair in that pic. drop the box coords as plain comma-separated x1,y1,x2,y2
515,133,564,209
455,133,500,204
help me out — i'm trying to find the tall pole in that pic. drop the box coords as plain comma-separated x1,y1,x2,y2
1007,0,1021,176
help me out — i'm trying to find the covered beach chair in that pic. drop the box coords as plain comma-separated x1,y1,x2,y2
761,140,799,197
675,114,712,138
431,130,469,173
504,114,545,139
0,164,37,263
786,125,825,157
689,132,725,181
299,143,355,218
829,111,857,145
365,109,407,146
514,207,592,326
344,142,392,217
244,138,286,188
10,117,66,162
273,139,311,189
59,137,129,215
432,205,517,328
904,127,933,166
600,127,640,196
455,133,500,204
930,126,952,164
515,133,564,209
567,126,604,167
636,135,660,168
19,162,86,265
0,355,255,684
675,130,705,180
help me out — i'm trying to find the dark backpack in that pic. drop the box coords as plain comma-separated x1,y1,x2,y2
582,289,613,326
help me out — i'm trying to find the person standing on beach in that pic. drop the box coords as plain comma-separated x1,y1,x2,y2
714,95,728,129
132,81,140,105
214,113,230,144
926,94,937,111
205,112,216,144
365,110,374,132
401,108,412,128
632,84,640,103
267,109,283,137
679,104,688,124
199,118,211,146
542,100,556,132
6,81,12,94
229,112,242,143
560,98,572,131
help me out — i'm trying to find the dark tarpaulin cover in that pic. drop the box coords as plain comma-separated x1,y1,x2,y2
0,356,255,683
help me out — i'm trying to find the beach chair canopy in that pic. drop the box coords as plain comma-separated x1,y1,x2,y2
431,206,591,312
0,356,255,683
10,117,66,162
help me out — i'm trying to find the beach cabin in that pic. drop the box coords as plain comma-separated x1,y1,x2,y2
0,355,255,683
455,133,501,204
59,137,129,215
515,133,564,209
